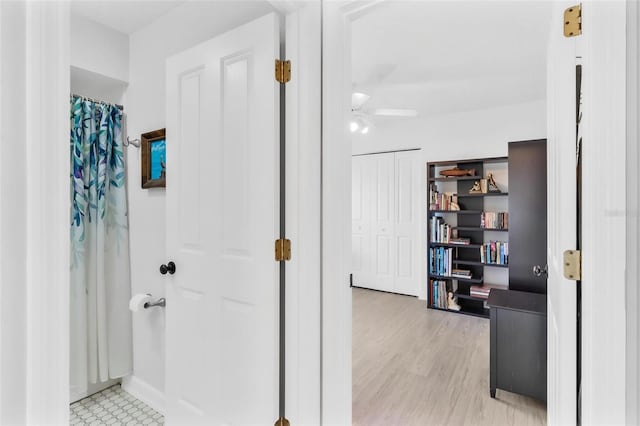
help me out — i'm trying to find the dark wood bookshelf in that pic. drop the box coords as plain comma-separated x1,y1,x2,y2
429,242,483,249
457,192,508,198
453,259,509,268
453,226,508,232
427,156,509,320
429,209,483,214
454,291,488,302
430,305,490,318
430,274,484,284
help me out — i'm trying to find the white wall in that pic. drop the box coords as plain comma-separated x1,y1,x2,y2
70,14,128,83
352,100,546,300
125,1,275,407
352,100,546,158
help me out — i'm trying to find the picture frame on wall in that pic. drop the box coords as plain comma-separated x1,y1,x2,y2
141,128,166,189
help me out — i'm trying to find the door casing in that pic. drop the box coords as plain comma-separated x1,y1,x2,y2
320,0,630,424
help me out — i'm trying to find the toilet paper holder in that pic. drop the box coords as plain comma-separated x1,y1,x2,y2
145,297,166,309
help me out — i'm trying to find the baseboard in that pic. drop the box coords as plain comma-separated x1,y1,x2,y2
121,375,165,415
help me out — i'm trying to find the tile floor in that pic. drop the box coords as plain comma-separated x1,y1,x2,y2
70,384,164,425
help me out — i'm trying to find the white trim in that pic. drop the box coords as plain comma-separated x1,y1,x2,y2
285,4,322,425
24,3,70,424
581,2,628,424
321,1,385,423
626,1,640,424
122,376,166,415
0,2,29,424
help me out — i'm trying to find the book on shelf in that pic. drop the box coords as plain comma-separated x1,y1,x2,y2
429,247,454,277
430,217,454,243
451,268,472,279
429,184,456,211
430,280,452,309
480,211,509,229
449,237,471,245
479,241,509,265
469,284,500,300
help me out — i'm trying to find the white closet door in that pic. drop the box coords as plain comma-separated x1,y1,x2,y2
351,155,373,288
371,153,395,292
393,151,420,296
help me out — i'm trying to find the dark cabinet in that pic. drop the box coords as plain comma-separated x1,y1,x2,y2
489,289,547,401
508,140,547,294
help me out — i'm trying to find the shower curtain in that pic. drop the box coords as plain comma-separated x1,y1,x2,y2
70,96,132,394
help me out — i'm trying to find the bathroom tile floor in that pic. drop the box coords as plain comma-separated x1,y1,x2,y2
70,384,163,425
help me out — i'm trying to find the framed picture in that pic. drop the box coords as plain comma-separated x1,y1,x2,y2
141,128,166,189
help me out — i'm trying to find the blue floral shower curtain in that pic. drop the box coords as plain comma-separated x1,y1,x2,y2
70,96,132,395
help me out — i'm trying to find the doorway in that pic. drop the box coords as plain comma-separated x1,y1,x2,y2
335,1,557,424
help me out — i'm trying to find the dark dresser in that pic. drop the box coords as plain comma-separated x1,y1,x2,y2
488,288,547,401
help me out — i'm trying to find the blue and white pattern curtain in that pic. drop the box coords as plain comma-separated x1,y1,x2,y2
70,96,132,395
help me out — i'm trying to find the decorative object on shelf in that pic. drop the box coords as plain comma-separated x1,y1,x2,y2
480,178,488,193
469,180,482,194
439,167,476,177
141,128,166,189
447,292,461,311
487,173,502,192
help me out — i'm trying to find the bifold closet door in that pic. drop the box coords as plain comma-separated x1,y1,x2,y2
352,156,373,288
351,151,419,296
393,151,420,296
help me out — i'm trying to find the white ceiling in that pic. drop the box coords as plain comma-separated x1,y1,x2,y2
70,1,186,35
351,1,552,118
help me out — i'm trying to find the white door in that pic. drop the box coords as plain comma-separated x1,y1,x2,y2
165,13,280,425
371,153,395,292
546,3,579,424
393,151,420,296
351,155,373,288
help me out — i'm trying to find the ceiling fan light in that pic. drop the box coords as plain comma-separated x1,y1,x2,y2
350,121,359,132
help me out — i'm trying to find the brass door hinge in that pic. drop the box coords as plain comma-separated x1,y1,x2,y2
274,417,290,426
275,59,291,84
275,238,291,262
563,250,581,280
564,4,582,37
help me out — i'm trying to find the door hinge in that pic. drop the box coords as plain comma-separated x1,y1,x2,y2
275,59,291,84
564,4,582,37
563,250,581,280
275,238,292,262
274,417,290,426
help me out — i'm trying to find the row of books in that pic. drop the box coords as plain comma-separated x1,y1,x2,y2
480,211,508,229
429,247,453,276
430,217,452,243
430,280,451,309
429,217,472,244
479,241,509,265
429,185,455,211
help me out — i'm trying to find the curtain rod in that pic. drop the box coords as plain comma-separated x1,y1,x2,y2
70,93,124,111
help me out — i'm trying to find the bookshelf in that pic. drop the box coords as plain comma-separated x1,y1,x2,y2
427,156,509,318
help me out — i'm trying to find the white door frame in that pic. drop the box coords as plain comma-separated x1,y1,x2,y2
580,2,628,424
321,1,631,424
0,1,70,425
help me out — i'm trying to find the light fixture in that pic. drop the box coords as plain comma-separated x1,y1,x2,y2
350,121,359,133
361,126,369,135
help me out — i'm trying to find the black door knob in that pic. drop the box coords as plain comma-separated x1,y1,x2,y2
160,261,176,275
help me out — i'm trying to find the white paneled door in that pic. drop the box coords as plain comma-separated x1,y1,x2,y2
352,151,420,296
165,13,280,425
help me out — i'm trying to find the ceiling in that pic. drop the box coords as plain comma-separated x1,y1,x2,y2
70,1,186,34
351,1,552,118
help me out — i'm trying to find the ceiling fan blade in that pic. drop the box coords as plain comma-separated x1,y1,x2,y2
371,108,418,117
351,92,371,110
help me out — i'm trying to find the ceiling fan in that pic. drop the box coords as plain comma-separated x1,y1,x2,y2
351,92,418,134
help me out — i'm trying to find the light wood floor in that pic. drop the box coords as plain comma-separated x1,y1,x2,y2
352,288,546,426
